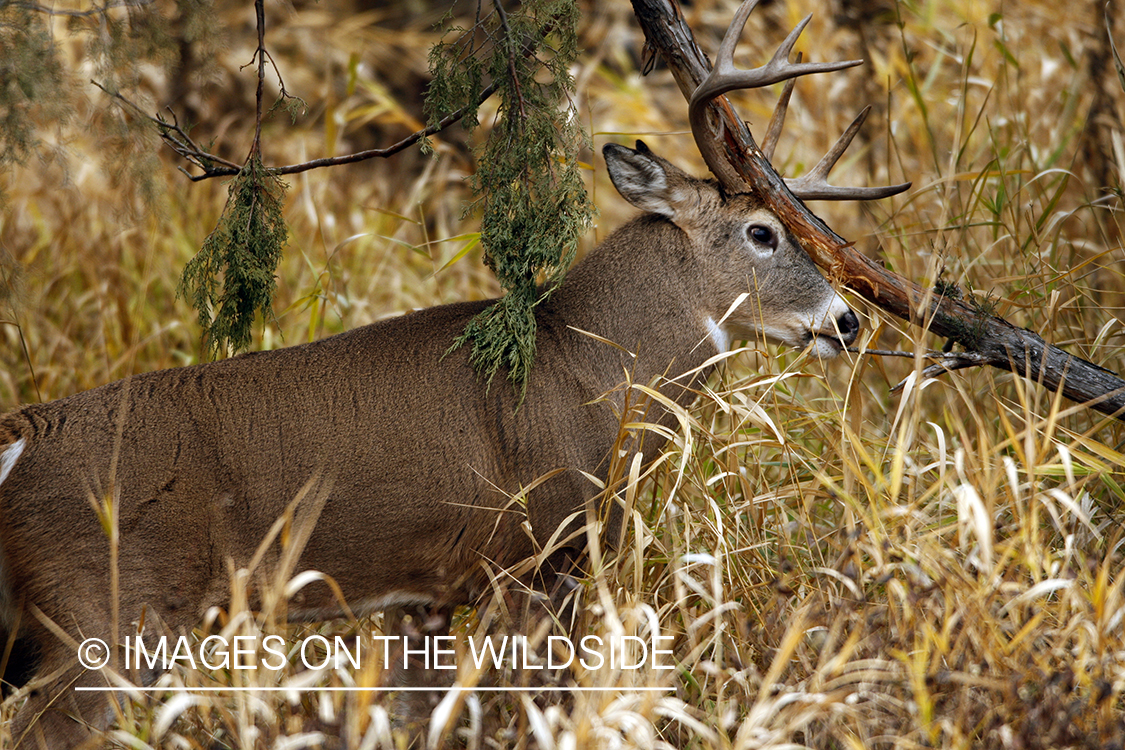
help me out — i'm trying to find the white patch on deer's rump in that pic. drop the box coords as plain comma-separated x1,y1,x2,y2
705,317,730,355
0,437,25,487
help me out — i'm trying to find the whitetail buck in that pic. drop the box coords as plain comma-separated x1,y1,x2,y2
1,1,907,746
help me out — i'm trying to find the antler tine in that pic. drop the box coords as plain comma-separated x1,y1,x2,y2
785,106,912,200
688,0,862,189
689,10,862,108
761,58,798,162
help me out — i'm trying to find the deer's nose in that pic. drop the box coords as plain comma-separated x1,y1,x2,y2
837,309,860,345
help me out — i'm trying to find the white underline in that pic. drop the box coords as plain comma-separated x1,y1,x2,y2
76,686,673,693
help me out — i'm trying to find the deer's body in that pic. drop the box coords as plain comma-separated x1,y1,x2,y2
1,143,860,746
0,210,726,628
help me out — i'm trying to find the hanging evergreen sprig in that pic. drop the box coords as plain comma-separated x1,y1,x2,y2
426,0,594,398
177,0,292,359
178,153,287,358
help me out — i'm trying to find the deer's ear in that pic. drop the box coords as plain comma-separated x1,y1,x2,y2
603,142,693,219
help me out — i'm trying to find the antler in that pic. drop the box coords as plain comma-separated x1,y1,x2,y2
685,0,910,200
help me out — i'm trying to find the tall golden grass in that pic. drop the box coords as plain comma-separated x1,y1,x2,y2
2,0,1124,747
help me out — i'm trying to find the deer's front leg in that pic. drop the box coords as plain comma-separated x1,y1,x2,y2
385,604,455,746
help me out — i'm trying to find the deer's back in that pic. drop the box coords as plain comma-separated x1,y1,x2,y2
0,298,623,623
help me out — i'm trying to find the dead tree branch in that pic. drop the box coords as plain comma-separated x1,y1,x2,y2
97,0,497,183
98,81,497,181
250,0,267,157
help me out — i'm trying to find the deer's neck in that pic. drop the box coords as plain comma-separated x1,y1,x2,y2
540,214,719,400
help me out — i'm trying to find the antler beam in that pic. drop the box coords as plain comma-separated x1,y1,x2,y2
685,0,909,200
631,0,1125,423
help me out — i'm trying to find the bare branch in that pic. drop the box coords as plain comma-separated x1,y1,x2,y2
92,82,242,171
96,79,498,181
847,348,999,392
251,0,266,156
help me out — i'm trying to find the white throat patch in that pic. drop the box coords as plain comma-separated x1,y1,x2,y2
705,317,730,355
0,437,26,487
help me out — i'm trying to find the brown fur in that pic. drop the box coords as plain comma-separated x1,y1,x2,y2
0,143,857,747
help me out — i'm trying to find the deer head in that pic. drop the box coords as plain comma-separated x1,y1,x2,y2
602,140,859,358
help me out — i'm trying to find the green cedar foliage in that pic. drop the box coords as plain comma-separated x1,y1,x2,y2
179,154,287,358
426,0,594,399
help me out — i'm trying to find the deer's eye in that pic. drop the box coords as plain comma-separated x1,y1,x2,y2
748,224,777,249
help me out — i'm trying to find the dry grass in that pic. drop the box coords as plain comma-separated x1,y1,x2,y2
3,0,1125,748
